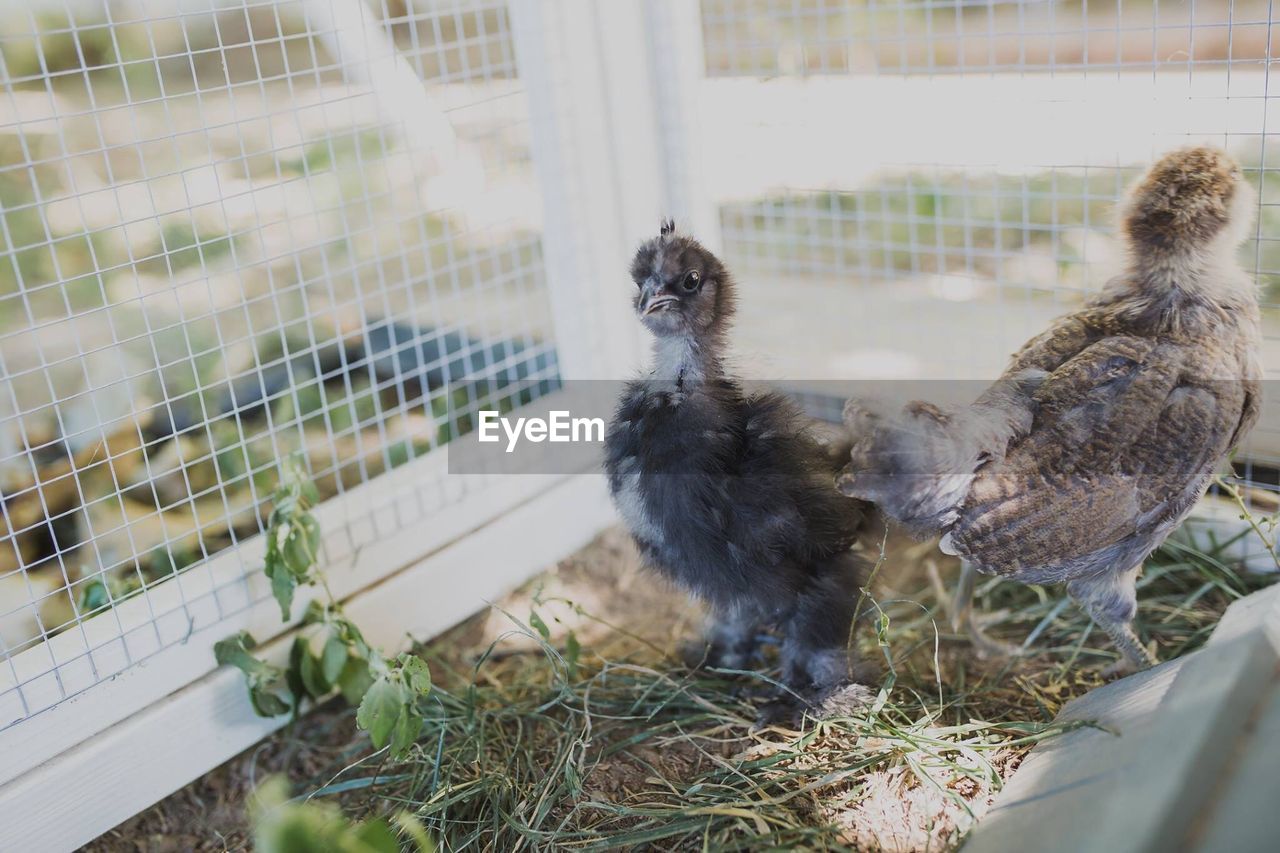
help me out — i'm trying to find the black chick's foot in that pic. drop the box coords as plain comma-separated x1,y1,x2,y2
754,693,808,729
680,630,771,672
753,682,875,730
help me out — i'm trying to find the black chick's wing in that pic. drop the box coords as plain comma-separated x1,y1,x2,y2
735,391,865,559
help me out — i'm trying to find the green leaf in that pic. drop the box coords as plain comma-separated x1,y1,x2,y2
351,818,400,853
564,760,582,797
299,478,320,508
271,494,298,522
269,562,297,620
217,634,293,718
322,633,349,685
297,638,330,698
249,683,292,717
337,656,375,705
299,512,321,554
564,630,581,679
389,705,423,759
78,579,111,612
280,523,307,576
398,654,432,696
333,612,369,651
356,678,403,749
301,599,327,626
529,610,550,641
215,632,269,677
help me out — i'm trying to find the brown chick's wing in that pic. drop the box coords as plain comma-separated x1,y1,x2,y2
949,335,1248,586
1007,313,1098,374
835,321,1082,539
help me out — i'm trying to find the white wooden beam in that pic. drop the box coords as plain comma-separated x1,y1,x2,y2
965,583,1280,853
508,0,664,380
643,0,720,249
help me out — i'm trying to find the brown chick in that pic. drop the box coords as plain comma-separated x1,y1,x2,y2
838,146,1261,673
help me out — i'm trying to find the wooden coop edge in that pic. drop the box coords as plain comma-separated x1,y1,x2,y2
964,581,1280,853
0,473,616,853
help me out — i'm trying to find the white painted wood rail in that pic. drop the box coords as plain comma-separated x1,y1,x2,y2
965,582,1280,853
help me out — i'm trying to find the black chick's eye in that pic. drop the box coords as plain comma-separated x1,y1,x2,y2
681,270,701,293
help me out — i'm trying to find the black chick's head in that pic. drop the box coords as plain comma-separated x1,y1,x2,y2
629,219,735,339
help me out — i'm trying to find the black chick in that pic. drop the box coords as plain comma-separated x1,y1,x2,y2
839,146,1261,673
605,220,871,719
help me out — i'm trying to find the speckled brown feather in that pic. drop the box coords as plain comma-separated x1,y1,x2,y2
946,148,1261,585
952,329,1252,582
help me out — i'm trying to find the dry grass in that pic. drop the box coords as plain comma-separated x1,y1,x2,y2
90,518,1275,852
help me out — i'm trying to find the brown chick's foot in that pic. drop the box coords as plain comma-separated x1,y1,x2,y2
1067,564,1156,678
961,616,1023,661
934,560,1022,660
1100,634,1158,679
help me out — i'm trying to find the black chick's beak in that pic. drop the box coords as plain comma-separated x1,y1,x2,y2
639,279,677,316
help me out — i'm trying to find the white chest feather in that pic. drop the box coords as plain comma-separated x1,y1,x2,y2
613,457,665,549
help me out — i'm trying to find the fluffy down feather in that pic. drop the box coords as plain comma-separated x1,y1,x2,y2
606,223,871,718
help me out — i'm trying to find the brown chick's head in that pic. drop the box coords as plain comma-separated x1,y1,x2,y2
630,220,736,340
1120,146,1252,259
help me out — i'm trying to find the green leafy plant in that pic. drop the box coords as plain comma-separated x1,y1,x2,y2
251,775,435,853
215,631,294,717
264,454,323,619
217,454,431,758
356,653,433,758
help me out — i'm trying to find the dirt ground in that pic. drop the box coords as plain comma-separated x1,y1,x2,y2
83,528,703,853
83,523,1031,852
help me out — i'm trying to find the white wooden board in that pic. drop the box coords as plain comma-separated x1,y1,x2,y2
966,582,1280,853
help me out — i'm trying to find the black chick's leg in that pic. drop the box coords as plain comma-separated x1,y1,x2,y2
758,552,863,727
1066,563,1157,677
683,603,761,671
951,560,1020,660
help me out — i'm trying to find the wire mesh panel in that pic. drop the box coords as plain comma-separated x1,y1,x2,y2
695,0,1280,499
0,0,561,731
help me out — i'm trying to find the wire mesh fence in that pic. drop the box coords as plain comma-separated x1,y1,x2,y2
697,0,1280,498
0,0,559,731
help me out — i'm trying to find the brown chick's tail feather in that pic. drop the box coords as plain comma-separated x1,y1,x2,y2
836,397,972,539
837,381,1038,541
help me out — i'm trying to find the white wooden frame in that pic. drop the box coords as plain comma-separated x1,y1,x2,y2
0,1,702,847
0,472,616,852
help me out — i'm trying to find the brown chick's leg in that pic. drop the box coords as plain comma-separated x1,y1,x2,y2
1066,564,1157,677
950,561,1021,660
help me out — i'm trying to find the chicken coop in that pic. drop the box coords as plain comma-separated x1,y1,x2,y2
0,0,1277,849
